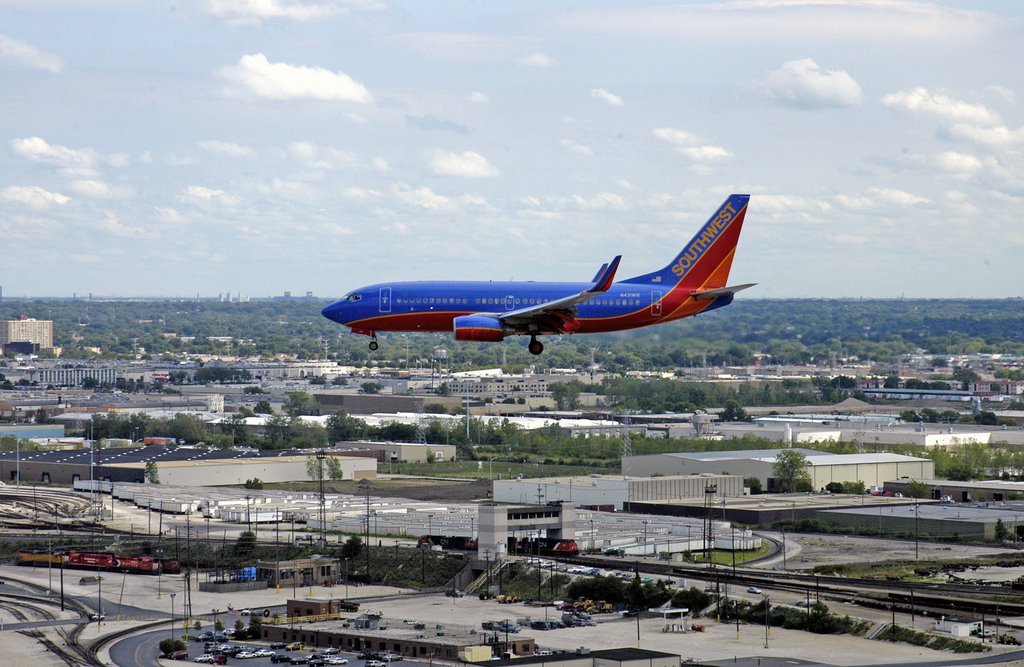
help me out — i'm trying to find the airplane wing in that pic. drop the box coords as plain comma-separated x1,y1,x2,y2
498,255,621,331
691,283,757,300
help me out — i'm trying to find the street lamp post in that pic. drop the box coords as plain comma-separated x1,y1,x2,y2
170,593,177,644
763,595,770,649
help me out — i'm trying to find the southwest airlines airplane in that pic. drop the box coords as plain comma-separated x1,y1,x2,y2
322,194,753,355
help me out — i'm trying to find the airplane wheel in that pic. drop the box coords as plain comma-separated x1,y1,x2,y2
369,341,379,351
528,338,544,355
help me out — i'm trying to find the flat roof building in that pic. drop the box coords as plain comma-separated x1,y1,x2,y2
622,449,933,492
492,474,744,511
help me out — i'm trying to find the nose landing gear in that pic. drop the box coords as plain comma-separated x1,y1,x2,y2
369,334,378,351
528,336,544,356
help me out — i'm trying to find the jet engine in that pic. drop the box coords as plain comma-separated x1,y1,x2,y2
453,315,507,342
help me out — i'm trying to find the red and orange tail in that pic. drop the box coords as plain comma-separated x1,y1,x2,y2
624,194,749,290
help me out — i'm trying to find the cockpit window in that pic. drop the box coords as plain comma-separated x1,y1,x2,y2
345,294,362,302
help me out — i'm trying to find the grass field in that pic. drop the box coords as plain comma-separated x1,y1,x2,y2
387,460,603,479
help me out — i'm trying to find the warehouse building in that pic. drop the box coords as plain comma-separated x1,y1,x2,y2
492,474,744,511
884,478,1024,503
0,445,376,485
622,449,933,492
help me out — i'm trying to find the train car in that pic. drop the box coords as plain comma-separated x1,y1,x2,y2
67,551,117,569
159,558,181,574
115,555,161,574
417,535,478,550
508,537,579,557
15,550,64,567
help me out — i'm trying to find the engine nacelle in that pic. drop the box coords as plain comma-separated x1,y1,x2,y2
453,315,507,342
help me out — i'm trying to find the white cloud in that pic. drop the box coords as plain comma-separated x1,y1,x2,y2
837,188,930,211
764,58,862,108
469,91,490,104
198,140,256,158
391,184,454,211
68,179,133,199
180,184,240,207
204,0,387,24
591,88,624,106
11,136,96,169
934,151,983,175
342,186,381,200
568,192,629,211
514,53,556,68
0,185,70,210
883,87,1000,125
0,34,62,72
946,123,1024,146
428,150,500,177
219,53,373,103
92,210,150,238
559,139,594,156
285,141,356,168
871,187,930,206
653,127,730,161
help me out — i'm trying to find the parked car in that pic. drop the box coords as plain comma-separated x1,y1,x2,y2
289,656,309,665
89,613,106,622
168,650,189,660
193,656,218,664
746,587,762,594
445,589,464,597
252,649,275,658
366,660,386,667
271,654,292,663
324,659,349,665
236,650,257,659
381,653,402,662
270,642,288,649
322,648,340,655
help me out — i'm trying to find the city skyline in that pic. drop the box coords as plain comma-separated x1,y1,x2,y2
1,1,1022,299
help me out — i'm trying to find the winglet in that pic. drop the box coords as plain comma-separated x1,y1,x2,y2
591,255,621,293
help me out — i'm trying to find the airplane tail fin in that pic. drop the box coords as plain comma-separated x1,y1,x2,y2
624,194,749,289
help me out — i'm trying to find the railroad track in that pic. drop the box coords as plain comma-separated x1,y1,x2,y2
0,572,103,666
556,554,1024,618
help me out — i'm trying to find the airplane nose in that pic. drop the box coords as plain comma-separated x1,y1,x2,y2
322,300,346,324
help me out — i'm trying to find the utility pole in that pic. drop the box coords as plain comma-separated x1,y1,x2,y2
317,449,327,546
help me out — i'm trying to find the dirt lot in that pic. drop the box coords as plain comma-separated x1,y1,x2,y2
783,532,1017,570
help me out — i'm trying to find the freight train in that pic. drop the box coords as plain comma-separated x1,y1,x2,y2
15,550,181,575
418,535,579,556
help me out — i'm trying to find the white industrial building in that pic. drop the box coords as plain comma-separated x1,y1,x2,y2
622,449,933,492
492,473,744,511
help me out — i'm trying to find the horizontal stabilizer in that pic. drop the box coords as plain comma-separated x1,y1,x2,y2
692,283,757,300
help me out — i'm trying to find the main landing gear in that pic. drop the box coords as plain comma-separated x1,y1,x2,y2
368,334,378,351
528,336,544,356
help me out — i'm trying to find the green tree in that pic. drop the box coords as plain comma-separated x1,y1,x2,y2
144,461,160,484
253,400,274,415
283,391,320,417
359,381,383,394
744,476,762,494
159,638,186,657
550,381,583,411
247,615,263,639
773,449,811,493
904,480,930,499
234,531,257,556
339,535,363,560
327,412,365,442
995,519,1010,543
720,400,749,422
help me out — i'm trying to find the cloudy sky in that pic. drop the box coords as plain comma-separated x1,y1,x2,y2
2,0,1023,299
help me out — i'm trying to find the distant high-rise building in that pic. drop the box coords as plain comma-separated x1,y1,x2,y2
1,315,54,349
